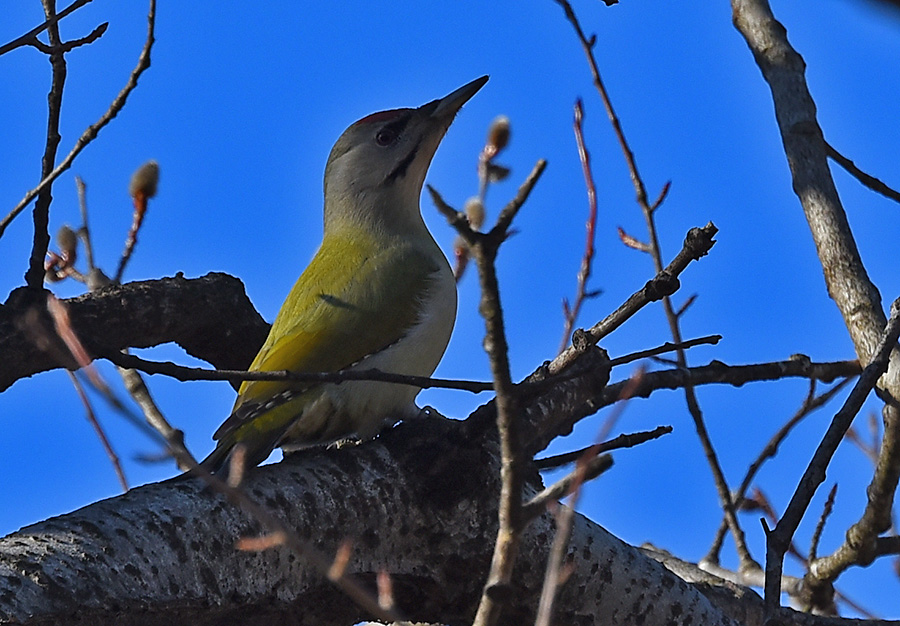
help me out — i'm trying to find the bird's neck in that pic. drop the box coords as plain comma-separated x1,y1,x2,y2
323,188,434,245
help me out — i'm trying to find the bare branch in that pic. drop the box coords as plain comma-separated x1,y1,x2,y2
809,484,838,563
533,425,673,472
105,349,495,393
0,0,157,248
599,358,859,407
0,273,268,392
551,222,718,376
432,162,547,626
704,377,853,565
826,140,900,206
607,335,721,368
559,99,601,355
0,0,94,57
556,0,754,573
66,370,128,492
763,297,900,616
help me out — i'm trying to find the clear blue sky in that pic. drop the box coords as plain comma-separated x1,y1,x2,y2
2,0,900,617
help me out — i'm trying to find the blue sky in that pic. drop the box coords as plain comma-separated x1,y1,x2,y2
2,0,900,617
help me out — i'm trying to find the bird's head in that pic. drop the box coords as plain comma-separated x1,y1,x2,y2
323,76,488,236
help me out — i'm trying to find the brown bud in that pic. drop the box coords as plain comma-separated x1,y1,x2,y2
56,225,78,260
486,115,511,154
453,234,469,282
464,197,486,231
129,160,159,199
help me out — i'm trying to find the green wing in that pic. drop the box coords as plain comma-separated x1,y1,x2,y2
213,234,440,445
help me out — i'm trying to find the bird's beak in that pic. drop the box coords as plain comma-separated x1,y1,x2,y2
422,75,489,121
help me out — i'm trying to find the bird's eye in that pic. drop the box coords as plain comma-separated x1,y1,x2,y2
375,128,397,146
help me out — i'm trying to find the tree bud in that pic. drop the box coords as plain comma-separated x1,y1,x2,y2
56,225,78,260
129,160,159,199
486,115,511,155
464,197,486,231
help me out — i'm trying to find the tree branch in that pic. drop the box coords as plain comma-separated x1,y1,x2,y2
0,0,157,250
0,417,748,626
0,0,94,57
826,140,900,206
0,273,269,392
763,298,900,616
431,159,547,626
733,0,900,613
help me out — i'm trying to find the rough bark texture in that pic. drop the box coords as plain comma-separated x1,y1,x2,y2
0,416,743,626
0,273,269,392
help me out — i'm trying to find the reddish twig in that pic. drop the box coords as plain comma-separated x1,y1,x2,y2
704,377,852,565
555,0,757,575
115,160,159,283
66,370,129,492
559,99,601,354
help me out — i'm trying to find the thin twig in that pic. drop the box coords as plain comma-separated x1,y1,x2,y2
0,0,94,57
431,160,547,626
26,0,68,289
534,492,580,626
115,160,159,283
75,177,95,270
67,370,129,492
526,456,614,525
601,358,860,406
703,377,852,565
533,425,672,471
559,99,601,355
555,0,756,574
491,161,547,237
105,332,716,394
809,484,838,562
606,335,721,368
116,356,192,470
550,222,718,376
826,140,900,205
105,349,494,392
35,21,107,54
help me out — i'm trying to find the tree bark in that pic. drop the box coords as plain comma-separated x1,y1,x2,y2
0,415,749,626
0,273,268,392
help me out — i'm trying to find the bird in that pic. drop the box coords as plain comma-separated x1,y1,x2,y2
201,76,489,472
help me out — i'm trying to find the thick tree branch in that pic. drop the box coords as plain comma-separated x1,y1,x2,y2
733,0,900,613
0,273,269,392
0,417,747,626
731,0,898,383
